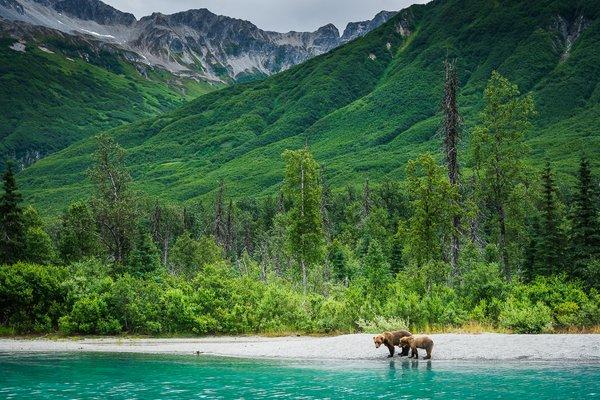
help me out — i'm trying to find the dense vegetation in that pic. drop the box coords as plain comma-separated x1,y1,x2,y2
1,69,599,336
0,32,216,169
16,0,600,214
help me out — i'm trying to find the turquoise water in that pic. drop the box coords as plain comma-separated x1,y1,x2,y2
1,353,599,399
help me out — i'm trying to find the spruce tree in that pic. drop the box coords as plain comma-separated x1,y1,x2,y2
213,180,226,247
282,147,325,292
535,163,565,275
328,239,349,283
402,153,458,267
363,241,391,299
571,157,600,275
128,227,161,276
0,162,25,264
224,199,235,256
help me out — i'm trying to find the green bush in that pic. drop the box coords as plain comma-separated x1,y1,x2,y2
498,298,553,333
356,316,408,333
0,263,69,333
1,259,598,336
60,295,121,335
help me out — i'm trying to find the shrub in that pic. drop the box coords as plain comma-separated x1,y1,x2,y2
0,263,69,333
498,298,553,333
315,297,354,333
357,316,408,333
254,283,311,333
60,295,121,335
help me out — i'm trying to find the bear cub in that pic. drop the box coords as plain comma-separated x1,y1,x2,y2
399,335,434,360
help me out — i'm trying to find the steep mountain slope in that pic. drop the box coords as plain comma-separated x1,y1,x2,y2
0,0,397,82
18,0,600,214
0,19,215,168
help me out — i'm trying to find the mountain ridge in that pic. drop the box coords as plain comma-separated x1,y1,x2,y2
0,0,398,82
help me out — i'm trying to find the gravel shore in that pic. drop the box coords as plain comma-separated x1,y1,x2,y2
1,334,600,361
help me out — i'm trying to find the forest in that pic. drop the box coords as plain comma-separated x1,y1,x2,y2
1,66,599,337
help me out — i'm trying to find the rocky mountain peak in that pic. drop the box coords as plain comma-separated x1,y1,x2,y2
34,0,136,25
341,10,396,42
315,23,340,37
1,0,399,82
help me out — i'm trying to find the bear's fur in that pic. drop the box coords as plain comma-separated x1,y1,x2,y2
399,335,434,359
373,330,412,357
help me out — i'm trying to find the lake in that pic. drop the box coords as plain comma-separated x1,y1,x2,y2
1,353,598,399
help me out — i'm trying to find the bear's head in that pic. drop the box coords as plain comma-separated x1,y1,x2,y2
399,336,413,346
373,334,385,348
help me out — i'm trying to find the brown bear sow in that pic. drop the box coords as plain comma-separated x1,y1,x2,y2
399,335,434,360
373,330,412,357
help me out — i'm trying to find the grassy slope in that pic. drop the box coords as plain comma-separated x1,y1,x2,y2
18,0,600,214
0,35,216,166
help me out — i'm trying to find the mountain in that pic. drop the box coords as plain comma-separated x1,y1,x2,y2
341,11,397,42
17,0,600,214
0,0,397,82
0,0,397,168
0,17,216,169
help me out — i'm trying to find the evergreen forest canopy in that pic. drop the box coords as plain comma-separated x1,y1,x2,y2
1,65,599,336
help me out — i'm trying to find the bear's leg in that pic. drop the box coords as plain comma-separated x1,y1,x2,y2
412,347,418,359
400,345,409,357
424,344,433,360
386,343,395,358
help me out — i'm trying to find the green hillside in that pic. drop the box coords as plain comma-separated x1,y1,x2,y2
0,31,216,168
17,0,600,214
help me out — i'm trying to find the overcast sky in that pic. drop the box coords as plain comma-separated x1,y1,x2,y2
102,0,429,33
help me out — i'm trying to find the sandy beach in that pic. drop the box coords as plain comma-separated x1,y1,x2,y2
1,334,599,361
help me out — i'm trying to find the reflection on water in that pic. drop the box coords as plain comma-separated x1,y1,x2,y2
0,352,599,399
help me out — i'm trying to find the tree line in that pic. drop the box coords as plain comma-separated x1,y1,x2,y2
0,65,599,336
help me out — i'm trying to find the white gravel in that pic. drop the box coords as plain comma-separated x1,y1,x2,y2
1,334,599,361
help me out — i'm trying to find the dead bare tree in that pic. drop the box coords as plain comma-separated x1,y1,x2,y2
442,59,462,275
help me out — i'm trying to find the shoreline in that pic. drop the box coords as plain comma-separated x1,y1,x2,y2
1,333,600,361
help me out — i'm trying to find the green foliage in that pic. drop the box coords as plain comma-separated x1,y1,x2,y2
127,229,161,276
1,259,599,335
327,239,354,282
0,34,215,167
89,134,136,263
571,157,600,274
0,162,25,263
583,259,600,291
362,241,391,297
471,71,536,277
282,148,325,290
498,298,553,333
0,263,69,333
525,163,569,278
58,201,101,263
357,316,409,334
169,233,225,277
24,226,57,265
400,153,457,266
59,295,122,335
